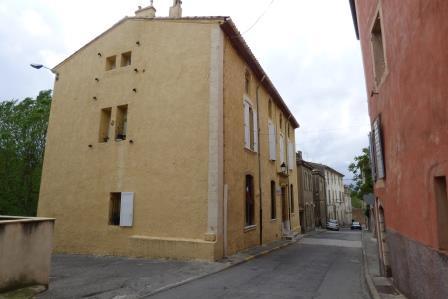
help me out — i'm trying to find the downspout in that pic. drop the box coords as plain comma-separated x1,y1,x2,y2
256,75,266,245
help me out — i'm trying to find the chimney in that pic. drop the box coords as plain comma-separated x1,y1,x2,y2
169,0,182,18
135,0,156,18
297,151,303,161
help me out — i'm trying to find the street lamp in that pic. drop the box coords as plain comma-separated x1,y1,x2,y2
280,162,287,174
31,63,59,80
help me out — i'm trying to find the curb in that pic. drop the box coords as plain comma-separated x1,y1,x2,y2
140,237,301,298
361,230,381,299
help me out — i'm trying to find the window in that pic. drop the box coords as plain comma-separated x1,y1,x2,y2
271,181,276,220
372,117,385,179
106,55,117,71
279,133,285,164
245,175,255,227
279,114,283,129
245,70,251,95
435,176,448,250
288,139,295,170
243,100,258,152
99,107,112,143
290,184,295,212
109,192,134,227
268,120,276,161
115,104,128,140
371,12,386,86
121,51,132,67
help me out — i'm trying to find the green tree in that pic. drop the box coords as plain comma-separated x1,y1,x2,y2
0,90,52,216
348,147,373,208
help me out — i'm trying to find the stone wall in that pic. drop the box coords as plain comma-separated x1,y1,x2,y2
0,216,54,292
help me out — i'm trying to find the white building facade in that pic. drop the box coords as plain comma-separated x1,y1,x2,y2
324,168,345,225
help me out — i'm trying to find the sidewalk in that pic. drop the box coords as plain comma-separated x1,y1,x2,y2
2,235,302,299
362,230,406,299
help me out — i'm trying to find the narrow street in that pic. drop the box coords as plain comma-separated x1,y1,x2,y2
151,230,370,299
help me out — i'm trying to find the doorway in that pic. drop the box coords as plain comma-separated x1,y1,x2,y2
281,186,290,234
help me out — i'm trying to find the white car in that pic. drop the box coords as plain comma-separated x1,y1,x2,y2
326,219,339,231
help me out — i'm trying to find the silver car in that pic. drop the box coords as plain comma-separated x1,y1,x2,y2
326,219,340,231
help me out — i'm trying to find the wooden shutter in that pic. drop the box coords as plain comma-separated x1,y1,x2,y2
288,140,294,170
253,109,258,152
373,118,385,179
268,121,276,160
279,133,285,164
243,101,250,149
120,192,134,227
368,132,377,181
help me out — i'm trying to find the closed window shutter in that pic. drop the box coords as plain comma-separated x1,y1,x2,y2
373,118,385,179
369,132,377,181
288,140,294,170
279,134,285,164
253,109,258,152
268,121,276,160
120,192,134,227
244,101,250,149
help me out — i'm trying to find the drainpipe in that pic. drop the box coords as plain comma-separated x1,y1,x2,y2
256,75,266,245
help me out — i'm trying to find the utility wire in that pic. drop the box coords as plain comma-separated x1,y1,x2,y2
241,0,275,35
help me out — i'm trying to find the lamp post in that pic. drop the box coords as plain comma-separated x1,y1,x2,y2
280,162,287,174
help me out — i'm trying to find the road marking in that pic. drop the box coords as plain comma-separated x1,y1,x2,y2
299,238,362,248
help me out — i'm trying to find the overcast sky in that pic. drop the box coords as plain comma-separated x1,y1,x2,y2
0,0,369,180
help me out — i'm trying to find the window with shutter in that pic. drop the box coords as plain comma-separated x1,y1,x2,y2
253,109,258,152
243,101,250,149
288,140,294,170
268,121,276,160
369,132,377,181
373,117,385,179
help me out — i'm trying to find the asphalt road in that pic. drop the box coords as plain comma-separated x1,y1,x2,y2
150,229,370,299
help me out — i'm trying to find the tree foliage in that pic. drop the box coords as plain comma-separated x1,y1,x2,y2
348,147,373,205
0,90,52,216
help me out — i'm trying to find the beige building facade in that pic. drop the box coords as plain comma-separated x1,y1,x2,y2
38,3,300,261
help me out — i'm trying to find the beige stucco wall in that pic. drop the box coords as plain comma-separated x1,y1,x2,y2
38,19,220,260
0,217,54,292
222,35,300,256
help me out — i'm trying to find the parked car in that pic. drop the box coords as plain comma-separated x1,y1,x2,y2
351,221,362,230
326,219,339,231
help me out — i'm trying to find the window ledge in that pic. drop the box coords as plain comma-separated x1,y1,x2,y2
244,225,257,232
244,147,258,154
270,218,277,223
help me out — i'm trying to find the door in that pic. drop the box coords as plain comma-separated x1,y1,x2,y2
281,186,290,234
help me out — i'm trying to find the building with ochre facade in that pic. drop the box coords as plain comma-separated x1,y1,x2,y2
38,1,301,261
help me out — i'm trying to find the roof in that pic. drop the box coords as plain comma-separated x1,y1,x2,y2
349,0,360,40
53,16,299,128
306,162,345,177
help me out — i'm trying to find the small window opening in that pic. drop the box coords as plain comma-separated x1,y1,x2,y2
268,99,272,119
249,106,255,150
371,13,386,86
245,70,251,95
245,175,255,226
109,193,121,226
279,114,283,130
106,55,117,71
435,176,448,250
271,181,276,220
99,107,112,143
121,51,132,67
115,105,128,141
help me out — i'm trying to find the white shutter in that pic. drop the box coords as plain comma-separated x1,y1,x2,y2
288,140,294,170
120,192,134,227
253,109,258,152
279,134,285,164
268,121,276,160
244,101,250,149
